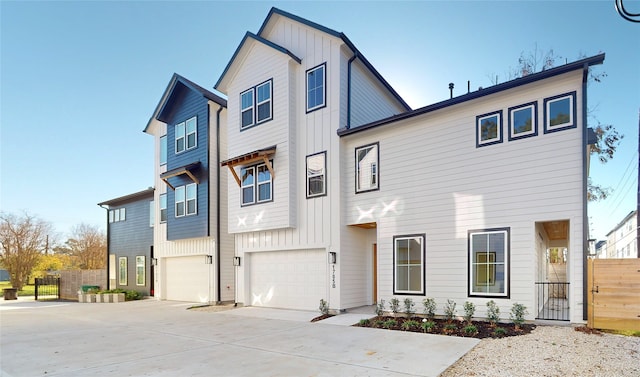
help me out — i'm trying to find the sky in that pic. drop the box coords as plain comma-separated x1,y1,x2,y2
1,0,638,243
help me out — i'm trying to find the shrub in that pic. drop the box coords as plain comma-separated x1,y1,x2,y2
510,303,528,330
464,324,478,335
403,298,415,316
382,319,397,329
358,318,370,326
443,323,458,334
422,298,436,320
493,327,507,336
373,319,385,328
401,319,420,331
389,298,400,316
375,299,386,317
319,299,329,315
444,299,457,323
124,290,143,301
463,301,475,324
421,319,436,333
486,300,501,327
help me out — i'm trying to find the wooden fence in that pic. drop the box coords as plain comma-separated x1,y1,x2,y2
587,258,640,331
59,269,107,300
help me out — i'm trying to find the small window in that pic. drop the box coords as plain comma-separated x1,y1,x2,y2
160,135,167,165
468,228,510,298
393,235,425,295
256,81,272,123
109,208,126,223
544,92,576,133
118,257,127,286
508,102,537,141
120,208,125,221
175,116,197,153
476,111,503,147
175,184,197,217
159,194,167,223
135,256,145,286
306,152,326,198
241,89,254,129
355,143,379,193
306,64,326,112
241,162,272,206
149,201,155,227
109,210,114,223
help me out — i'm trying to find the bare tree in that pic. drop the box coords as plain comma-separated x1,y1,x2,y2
0,212,53,290
64,223,106,269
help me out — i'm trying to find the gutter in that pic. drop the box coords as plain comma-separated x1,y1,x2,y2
216,106,223,304
582,62,589,321
346,52,358,129
98,204,110,290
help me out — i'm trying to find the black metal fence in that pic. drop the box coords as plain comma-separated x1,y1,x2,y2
34,277,60,300
535,282,570,321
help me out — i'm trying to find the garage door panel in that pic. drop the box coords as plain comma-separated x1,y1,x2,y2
250,249,326,310
165,256,210,302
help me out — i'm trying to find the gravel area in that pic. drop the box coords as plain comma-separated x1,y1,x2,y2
440,325,640,377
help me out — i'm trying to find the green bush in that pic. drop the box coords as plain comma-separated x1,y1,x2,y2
463,301,475,324
358,318,370,326
464,325,478,335
493,327,507,336
510,303,528,330
375,299,386,317
319,299,329,315
422,298,436,320
382,319,397,329
421,320,436,333
389,298,400,315
403,298,415,316
401,319,420,331
444,299,457,323
486,300,501,326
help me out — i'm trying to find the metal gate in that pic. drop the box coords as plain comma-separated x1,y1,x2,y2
535,282,570,321
34,277,60,300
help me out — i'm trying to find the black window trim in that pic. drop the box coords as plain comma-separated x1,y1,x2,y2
467,227,511,299
240,78,274,132
306,63,327,113
355,142,380,194
392,233,426,296
306,151,327,199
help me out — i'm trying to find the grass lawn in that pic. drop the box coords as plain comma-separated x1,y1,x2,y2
0,281,56,296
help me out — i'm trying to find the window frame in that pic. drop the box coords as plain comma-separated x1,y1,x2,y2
240,79,273,131
306,151,327,198
118,257,127,286
149,200,155,227
256,80,272,124
543,91,576,134
508,102,538,141
306,63,326,113
355,142,380,193
135,256,145,286
240,88,255,129
241,161,273,206
175,183,197,217
175,116,197,154
185,117,197,150
467,227,510,298
476,110,503,147
159,135,167,165
393,234,425,295
159,194,167,223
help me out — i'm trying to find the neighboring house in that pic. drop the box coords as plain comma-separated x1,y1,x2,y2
144,74,235,303
595,240,607,259
98,188,154,295
213,8,602,324
605,210,638,258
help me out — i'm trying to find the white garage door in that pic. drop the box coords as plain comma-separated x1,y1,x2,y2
249,249,327,310
164,256,211,302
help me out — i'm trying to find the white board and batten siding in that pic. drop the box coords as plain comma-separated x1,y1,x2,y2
342,70,586,321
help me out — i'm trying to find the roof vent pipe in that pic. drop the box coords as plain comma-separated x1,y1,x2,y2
467,80,470,94
448,83,454,99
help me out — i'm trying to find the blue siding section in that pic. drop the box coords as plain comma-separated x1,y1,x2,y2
109,196,154,294
165,83,210,241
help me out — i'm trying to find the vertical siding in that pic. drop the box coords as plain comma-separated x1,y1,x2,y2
342,71,585,320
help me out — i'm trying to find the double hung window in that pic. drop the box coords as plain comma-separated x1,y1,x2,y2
241,162,272,205
393,235,425,295
306,152,326,198
306,64,326,112
175,183,197,217
175,116,197,153
468,228,509,297
241,80,272,129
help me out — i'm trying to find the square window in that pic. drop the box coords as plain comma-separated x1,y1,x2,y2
355,143,379,193
476,111,503,147
306,152,326,198
393,235,425,295
468,228,509,298
241,89,254,129
544,92,576,133
508,102,537,141
306,64,326,112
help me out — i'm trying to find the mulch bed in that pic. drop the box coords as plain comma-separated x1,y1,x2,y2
310,314,335,322
351,316,536,339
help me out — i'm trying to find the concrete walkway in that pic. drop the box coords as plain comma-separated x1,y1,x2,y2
0,298,478,376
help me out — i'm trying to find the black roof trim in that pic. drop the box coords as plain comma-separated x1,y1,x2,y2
98,188,154,207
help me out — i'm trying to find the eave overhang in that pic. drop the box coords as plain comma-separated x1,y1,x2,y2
160,162,201,190
98,187,154,207
220,145,277,187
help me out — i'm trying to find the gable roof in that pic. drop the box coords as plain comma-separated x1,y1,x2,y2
144,73,226,134
214,32,301,91
215,7,411,111
605,210,637,237
338,53,606,137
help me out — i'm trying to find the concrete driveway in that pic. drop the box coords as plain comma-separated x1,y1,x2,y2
0,299,478,376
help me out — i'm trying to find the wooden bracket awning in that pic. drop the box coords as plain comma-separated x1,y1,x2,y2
160,162,201,190
220,145,276,187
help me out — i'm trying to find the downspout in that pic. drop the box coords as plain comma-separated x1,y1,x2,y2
582,63,589,321
98,204,109,290
346,52,358,129
216,105,223,304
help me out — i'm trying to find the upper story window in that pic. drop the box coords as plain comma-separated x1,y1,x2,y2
476,110,503,147
544,91,576,134
468,228,510,298
109,208,126,223
306,63,326,112
175,183,197,217
306,152,326,198
159,135,167,165
355,143,379,193
508,102,537,141
241,162,272,205
159,194,167,223
241,79,273,130
393,234,425,295
175,116,197,154
149,201,155,227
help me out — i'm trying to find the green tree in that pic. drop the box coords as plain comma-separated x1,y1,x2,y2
0,212,53,290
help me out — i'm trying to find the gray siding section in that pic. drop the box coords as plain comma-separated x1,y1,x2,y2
109,196,153,294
